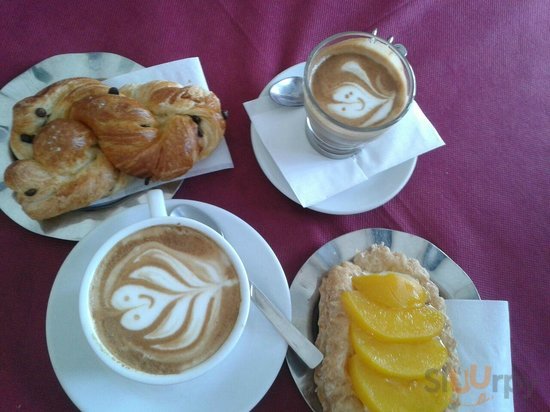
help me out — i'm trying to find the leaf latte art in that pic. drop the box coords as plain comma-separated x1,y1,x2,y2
111,247,237,350
90,225,241,375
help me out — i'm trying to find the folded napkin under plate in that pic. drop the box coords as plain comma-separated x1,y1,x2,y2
446,300,514,411
244,63,444,211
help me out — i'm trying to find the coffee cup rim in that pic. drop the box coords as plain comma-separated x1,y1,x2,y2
79,216,251,385
304,30,417,132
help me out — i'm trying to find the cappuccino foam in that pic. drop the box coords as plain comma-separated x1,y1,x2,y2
310,38,408,128
90,224,241,375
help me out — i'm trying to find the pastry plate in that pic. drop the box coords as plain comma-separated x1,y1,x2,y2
0,52,181,241
286,228,479,411
46,199,290,412
251,62,417,215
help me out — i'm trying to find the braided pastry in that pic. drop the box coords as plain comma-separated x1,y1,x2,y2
4,77,226,219
71,81,226,180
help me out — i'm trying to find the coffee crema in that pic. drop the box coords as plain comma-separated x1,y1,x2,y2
89,224,241,375
310,38,408,128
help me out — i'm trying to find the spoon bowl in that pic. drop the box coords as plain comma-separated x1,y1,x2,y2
269,76,305,107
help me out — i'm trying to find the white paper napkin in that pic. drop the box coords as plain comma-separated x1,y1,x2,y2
446,300,514,411
90,57,233,205
244,96,444,208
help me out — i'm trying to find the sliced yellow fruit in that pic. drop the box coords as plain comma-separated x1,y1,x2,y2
341,290,445,342
348,354,453,412
350,323,448,379
352,273,428,308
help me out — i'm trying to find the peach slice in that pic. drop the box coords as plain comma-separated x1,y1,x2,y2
352,273,427,308
341,291,445,342
348,354,452,412
350,324,448,379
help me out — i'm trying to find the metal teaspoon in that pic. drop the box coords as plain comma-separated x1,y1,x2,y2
269,76,304,107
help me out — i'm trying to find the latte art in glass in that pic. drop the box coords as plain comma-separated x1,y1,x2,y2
90,225,241,375
327,61,396,126
310,40,408,129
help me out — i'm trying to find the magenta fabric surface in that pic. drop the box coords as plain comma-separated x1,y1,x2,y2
0,1,548,411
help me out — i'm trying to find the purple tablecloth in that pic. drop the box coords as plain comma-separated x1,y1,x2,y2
0,1,548,410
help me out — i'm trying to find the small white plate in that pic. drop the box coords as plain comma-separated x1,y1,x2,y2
286,228,479,411
250,63,417,215
45,199,290,412
0,52,181,240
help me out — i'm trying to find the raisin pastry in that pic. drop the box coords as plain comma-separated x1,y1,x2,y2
4,119,120,220
4,77,226,219
70,81,226,181
9,77,111,160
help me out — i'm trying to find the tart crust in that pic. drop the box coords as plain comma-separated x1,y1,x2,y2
314,244,460,411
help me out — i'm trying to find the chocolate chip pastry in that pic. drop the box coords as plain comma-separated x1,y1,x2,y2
4,78,226,220
5,78,122,220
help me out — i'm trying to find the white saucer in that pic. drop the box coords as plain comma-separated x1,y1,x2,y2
250,62,417,215
286,228,479,411
45,200,290,412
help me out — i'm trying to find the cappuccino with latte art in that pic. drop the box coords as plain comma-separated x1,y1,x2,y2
90,224,241,376
310,41,407,128
304,31,415,158
80,201,250,384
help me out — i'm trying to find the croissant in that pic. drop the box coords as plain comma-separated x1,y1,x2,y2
4,118,120,220
70,81,226,181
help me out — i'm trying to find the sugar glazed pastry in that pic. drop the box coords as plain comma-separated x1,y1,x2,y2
4,77,226,219
315,244,460,411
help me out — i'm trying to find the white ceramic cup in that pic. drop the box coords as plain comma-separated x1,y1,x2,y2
79,190,250,384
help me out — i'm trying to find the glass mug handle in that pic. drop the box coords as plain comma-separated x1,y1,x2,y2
370,28,408,57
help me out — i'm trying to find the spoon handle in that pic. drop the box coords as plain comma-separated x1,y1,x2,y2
250,281,323,369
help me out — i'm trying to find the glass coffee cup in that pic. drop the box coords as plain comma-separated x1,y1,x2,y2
304,31,416,158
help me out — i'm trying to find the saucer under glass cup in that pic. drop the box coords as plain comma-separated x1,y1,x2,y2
304,30,416,159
